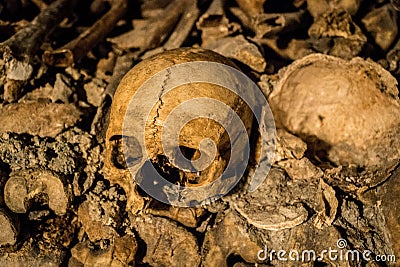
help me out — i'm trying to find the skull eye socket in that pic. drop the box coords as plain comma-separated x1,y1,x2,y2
179,146,200,161
110,135,142,169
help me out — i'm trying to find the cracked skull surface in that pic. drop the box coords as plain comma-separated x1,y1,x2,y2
269,53,400,169
104,48,275,212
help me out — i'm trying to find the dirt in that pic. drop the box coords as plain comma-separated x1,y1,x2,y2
0,0,399,266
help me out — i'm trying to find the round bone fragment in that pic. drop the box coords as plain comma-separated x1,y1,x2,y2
269,54,400,168
4,169,71,215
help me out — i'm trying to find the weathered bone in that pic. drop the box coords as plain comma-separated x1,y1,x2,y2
104,48,253,212
4,169,71,215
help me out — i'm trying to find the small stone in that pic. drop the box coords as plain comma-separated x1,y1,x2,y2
278,158,323,180
274,129,307,162
0,208,19,246
378,168,400,258
28,210,50,221
70,235,137,266
308,10,366,59
0,102,81,137
202,211,262,266
76,181,126,242
307,0,361,17
203,35,267,72
362,4,398,51
131,214,201,267
52,73,74,103
84,78,106,107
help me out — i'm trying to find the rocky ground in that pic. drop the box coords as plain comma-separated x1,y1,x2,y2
0,0,399,266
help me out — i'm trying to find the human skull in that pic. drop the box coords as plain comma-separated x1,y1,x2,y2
269,53,400,168
104,48,255,212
